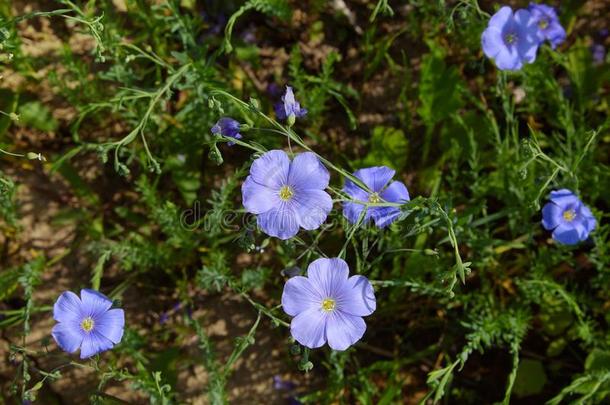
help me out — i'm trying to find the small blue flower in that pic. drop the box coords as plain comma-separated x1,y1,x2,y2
211,117,242,146
481,6,540,71
159,312,169,325
282,258,376,351
273,375,296,391
528,3,566,49
52,289,125,359
274,86,307,122
242,150,332,240
342,166,410,228
541,189,596,245
592,44,605,64
159,302,183,325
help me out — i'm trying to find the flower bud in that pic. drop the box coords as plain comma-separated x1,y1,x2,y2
287,113,296,127
26,152,45,161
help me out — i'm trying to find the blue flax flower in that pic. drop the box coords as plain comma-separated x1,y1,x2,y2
528,3,566,49
274,86,307,122
541,189,596,245
592,44,605,64
342,166,409,228
282,258,376,351
52,289,125,359
242,150,332,240
273,375,296,391
481,6,540,71
211,117,242,146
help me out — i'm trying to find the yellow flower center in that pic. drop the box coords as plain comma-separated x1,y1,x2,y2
279,185,294,201
563,209,576,222
321,298,336,312
505,33,517,44
368,192,381,204
81,317,95,332
539,19,549,30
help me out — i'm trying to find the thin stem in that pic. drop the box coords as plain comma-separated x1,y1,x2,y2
0,148,26,158
108,63,192,170
1,9,73,27
119,43,173,71
239,290,289,328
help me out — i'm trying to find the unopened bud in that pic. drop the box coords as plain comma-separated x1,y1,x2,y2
208,144,223,165
26,152,45,161
424,249,438,256
287,113,296,127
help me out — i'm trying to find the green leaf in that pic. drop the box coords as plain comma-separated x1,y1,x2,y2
378,383,401,405
566,40,600,107
17,101,58,132
360,126,409,170
91,251,111,291
241,267,270,291
586,350,610,372
540,302,573,337
418,47,463,126
513,359,547,397
166,155,201,205
0,267,20,300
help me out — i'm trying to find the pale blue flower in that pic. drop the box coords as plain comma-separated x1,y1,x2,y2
242,150,332,240
541,189,596,245
275,86,307,121
342,166,409,228
211,117,242,146
481,6,540,71
282,258,376,350
529,3,566,49
52,289,124,359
